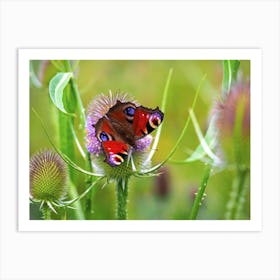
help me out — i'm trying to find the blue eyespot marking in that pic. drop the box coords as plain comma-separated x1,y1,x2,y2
99,131,110,142
124,106,135,117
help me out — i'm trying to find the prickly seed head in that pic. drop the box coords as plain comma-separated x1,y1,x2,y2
30,150,67,201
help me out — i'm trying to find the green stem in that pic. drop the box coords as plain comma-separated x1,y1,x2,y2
189,164,212,220
69,182,85,220
63,60,93,171
63,60,94,219
64,60,86,128
235,169,250,219
225,168,249,219
83,177,100,219
116,178,129,220
225,95,249,219
42,206,51,220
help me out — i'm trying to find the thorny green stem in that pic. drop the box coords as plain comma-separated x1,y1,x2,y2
116,178,129,220
64,60,86,129
235,169,250,218
63,61,92,168
189,163,212,220
64,60,95,219
68,182,85,220
42,206,51,220
56,80,84,219
225,167,249,219
225,97,250,219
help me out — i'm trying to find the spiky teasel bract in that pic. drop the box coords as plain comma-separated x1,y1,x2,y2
86,90,153,180
30,149,68,213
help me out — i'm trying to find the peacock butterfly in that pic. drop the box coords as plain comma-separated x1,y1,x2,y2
94,100,164,167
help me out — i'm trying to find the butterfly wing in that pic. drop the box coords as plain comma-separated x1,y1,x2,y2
94,100,164,167
132,106,164,140
95,117,129,167
101,141,129,166
106,101,137,146
107,100,164,144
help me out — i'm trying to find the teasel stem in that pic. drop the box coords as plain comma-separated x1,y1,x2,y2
116,178,129,220
189,163,212,220
225,98,250,219
66,60,93,165
63,60,94,218
41,205,51,220
64,60,86,129
235,168,250,218
225,167,249,219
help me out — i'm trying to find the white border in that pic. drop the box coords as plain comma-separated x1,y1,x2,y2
18,49,262,231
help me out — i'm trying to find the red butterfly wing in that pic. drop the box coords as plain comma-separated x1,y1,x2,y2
102,141,128,167
132,106,164,139
105,101,164,142
106,101,137,146
94,101,164,167
95,117,120,142
95,117,129,167
107,101,136,123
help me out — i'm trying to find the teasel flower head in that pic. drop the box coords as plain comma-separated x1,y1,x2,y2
30,150,68,210
215,82,250,138
86,91,154,180
213,81,250,166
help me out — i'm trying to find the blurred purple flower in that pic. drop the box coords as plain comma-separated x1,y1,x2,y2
215,82,250,138
153,166,171,198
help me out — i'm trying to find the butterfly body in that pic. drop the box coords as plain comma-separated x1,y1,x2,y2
94,100,164,167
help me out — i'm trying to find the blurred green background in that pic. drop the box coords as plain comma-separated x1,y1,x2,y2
30,60,250,220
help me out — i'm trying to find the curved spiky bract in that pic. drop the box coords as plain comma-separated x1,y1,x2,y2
91,148,151,180
30,150,67,201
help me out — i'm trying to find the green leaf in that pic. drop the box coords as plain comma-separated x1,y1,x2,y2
49,72,74,115
222,60,240,99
